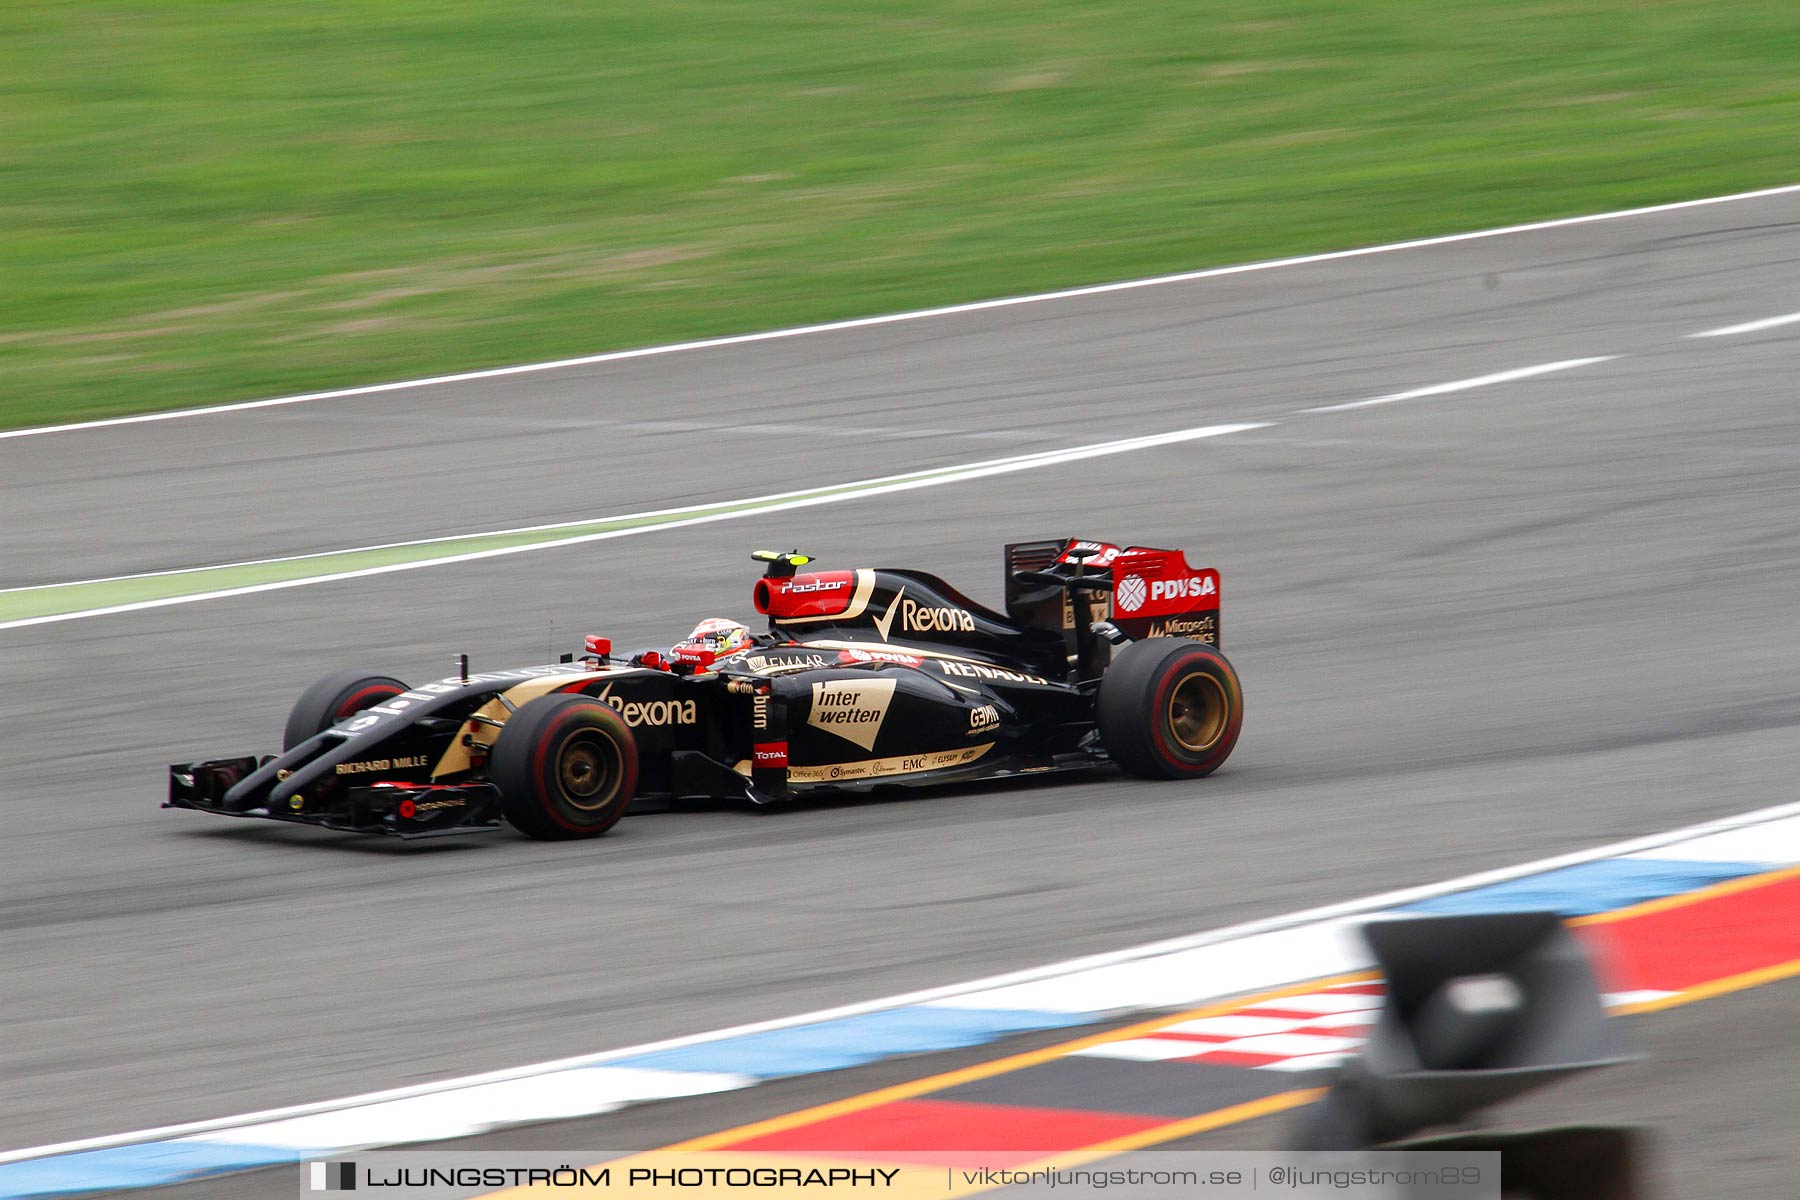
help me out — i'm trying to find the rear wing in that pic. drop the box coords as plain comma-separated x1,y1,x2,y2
1005,538,1220,647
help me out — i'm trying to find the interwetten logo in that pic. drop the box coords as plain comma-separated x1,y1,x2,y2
807,678,897,751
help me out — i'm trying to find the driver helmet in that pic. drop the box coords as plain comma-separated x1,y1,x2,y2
672,617,753,666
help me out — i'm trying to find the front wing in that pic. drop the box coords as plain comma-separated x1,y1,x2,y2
167,756,505,838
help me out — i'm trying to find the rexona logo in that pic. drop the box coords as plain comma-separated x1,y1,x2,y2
1116,575,1149,613
1150,575,1217,603
968,704,1001,734
597,685,697,727
872,586,975,641
901,597,974,635
807,678,897,751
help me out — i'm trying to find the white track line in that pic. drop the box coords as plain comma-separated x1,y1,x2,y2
0,422,1268,632
1302,357,1617,413
6,795,1797,1164
1689,310,1800,338
5,183,1798,442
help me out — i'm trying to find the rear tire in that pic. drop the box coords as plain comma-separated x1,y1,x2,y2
1096,638,1242,779
489,694,638,840
283,670,410,750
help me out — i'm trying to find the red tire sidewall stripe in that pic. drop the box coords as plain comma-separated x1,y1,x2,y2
529,703,634,833
1148,648,1240,770
1148,655,1195,767
333,683,404,721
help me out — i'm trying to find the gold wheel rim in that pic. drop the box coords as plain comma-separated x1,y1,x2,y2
556,732,616,810
1168,671,1229,754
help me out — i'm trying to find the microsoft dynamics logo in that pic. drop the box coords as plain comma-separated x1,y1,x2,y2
308,1161,357,1191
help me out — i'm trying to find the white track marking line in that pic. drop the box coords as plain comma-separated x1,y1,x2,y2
6,184,1799,442
1689,310,1800,338
1,428,1129,595
0,422,1269,631
0,345,1627,601
1302,357,1618,414
5,796,1796,1164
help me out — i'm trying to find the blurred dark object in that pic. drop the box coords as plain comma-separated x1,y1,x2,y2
1296,911,1637,1149
1403,1125,1652,1199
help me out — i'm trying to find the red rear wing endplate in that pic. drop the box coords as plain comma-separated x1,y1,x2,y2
1109,546,1220,645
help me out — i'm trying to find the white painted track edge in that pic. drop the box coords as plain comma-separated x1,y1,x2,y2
5,795,1797,1164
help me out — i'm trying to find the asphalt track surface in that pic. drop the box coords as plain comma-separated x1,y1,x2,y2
147,976,1800,1200
6,191,1800,1157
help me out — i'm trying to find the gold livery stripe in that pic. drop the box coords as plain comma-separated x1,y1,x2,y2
430,670,616,779
788,743,991,784
771,569,878,624
805,639,1002,665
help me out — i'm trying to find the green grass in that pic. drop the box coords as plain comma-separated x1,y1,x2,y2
4,1,1797,428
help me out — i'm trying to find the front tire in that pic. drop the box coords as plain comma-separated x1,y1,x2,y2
489,694,638,840
1096,638,1243,779
283,669,410,750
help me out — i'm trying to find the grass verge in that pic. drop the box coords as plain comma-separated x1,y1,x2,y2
3,0,1797,428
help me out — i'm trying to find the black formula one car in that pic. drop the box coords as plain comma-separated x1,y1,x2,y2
167,538,1243,840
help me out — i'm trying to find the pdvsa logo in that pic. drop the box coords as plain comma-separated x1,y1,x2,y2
1116,575,1149,613
1150,575,1216,603
840,647,924,668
